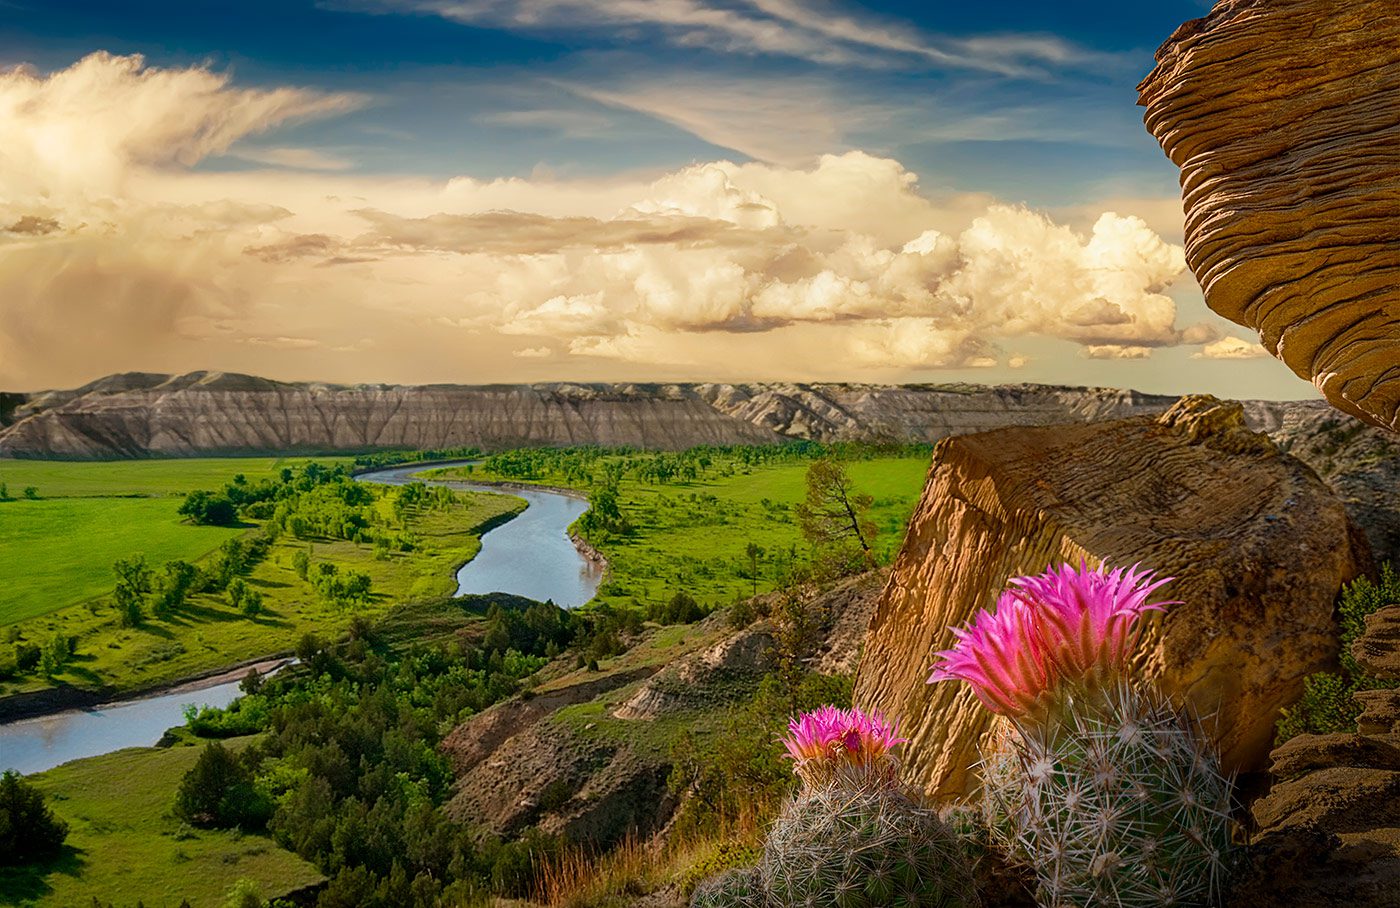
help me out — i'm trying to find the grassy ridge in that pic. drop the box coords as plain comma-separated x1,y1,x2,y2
0,737,324,908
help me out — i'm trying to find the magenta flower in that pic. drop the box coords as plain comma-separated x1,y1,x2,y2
928,591,1057,717
929,562,1175,721
781,705,905,786
1010,562,1175,685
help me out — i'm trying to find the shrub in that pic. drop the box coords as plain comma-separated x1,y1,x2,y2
174,742,272,829
0,770,69,865
1277,563,1400,742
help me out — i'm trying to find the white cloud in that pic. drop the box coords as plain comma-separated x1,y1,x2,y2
0,52,1199,387
1193,336,1268,360
1081,345,1153,360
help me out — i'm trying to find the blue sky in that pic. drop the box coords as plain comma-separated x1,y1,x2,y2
0,0,1308,399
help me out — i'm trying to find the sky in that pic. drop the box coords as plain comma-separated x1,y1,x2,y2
0,0,1311,399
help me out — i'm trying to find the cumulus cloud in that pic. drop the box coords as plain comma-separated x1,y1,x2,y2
0,52,1202,387
1193,336,1269,360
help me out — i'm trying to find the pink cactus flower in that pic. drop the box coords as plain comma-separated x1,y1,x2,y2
929,562,1175,720
781,705,905,786
1010,562,1175,685
928,591,1057,717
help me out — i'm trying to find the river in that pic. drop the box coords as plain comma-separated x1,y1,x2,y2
0,462,598,774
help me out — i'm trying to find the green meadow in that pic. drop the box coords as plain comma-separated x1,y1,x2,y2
0,457,349,499
430,453,931,611
0,458,523,699
0,737,323,908
0,499,242,625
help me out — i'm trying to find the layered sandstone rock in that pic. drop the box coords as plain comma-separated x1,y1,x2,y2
1139,0,1400,433
1235,601,1400,907
854,396,1369,798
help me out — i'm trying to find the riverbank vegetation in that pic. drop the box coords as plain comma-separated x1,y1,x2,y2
423,442,931,611
0,461,525,701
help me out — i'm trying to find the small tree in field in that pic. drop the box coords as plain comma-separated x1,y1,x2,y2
0,770,68,865
794,458,877,571
174,742,269,829
113,555,153,627
745,541,765,596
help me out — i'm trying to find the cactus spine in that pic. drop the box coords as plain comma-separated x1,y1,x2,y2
690,867,767,908
761,779,981,908
982,684,1233,907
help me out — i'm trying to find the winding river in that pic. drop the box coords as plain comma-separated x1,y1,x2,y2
0,463,598,774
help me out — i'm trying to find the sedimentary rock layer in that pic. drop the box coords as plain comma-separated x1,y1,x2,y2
1139,0,1400,432
0,371,1179,459
853,396,1369,798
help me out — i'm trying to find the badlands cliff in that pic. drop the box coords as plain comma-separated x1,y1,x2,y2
1139,0,1400,433
0,371,1182,459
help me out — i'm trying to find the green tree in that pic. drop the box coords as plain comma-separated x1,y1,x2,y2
794,459,876,571
113,555,153,627
292,548,312,580
38,633,74,676
22,486,38,500
153,560,199,617
745,541,765,597
0,769,69,865
174,742,269,829
178,489,239,526
0,481,8,500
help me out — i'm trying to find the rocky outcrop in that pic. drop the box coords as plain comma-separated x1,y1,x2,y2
1139,0,1400,433
1235,601,1400,907
853,395,1369,798
0,371,1186,459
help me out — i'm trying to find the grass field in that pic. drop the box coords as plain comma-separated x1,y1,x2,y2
0,499,243,624
432,454,931,612
0,457,524,699
0,457,349,499
0,737,323,908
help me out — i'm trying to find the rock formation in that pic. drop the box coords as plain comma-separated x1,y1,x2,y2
853,396,1369,798
0,371,1183,459
1234,604,1400,907
1139,0,1400,433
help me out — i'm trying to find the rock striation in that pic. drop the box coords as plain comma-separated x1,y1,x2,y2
1139,0,1400,433
1234,604,1400,907
0,371,1182,459
853,396,1369,798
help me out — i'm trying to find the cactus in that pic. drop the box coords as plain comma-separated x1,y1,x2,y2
932,562,1237,907
690,867,767,908
760,781,981,908
981,684,1233,907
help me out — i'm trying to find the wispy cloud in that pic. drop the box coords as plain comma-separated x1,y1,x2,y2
330,0,1111,77
225,145,356,171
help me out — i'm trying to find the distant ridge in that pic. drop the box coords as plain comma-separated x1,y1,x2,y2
0,371,1204,460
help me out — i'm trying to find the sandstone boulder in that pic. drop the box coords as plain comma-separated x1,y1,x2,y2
854,395,1368,798
1139,0,1400,433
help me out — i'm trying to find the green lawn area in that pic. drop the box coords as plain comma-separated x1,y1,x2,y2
0,456,525,700
432,453,931,613
0,499,243,625
0,738,323,908
0,457,349,499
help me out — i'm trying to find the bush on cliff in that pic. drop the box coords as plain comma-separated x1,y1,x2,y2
1277,563,1400,742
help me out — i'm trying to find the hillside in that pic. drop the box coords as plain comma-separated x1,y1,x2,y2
0,370,1241,459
